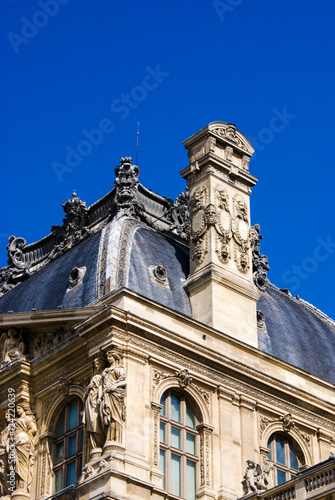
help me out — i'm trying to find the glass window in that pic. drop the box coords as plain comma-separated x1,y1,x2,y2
53,398,83,493
267,433,303,486
159,389,198,500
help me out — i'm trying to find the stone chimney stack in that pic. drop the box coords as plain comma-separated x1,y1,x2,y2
181,122,260,347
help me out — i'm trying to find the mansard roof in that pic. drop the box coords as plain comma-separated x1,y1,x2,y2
0,157,335,385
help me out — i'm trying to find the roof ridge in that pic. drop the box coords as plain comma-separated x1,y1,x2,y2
266,282,335,332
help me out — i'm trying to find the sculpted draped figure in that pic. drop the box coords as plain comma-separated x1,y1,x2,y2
0,328,25,365
100,350,127,444
0,411,10,497
14,402,37,492
83,355,107,451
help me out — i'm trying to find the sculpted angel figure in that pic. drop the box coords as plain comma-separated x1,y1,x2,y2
100,350,127,444
83,355,107,451
14,402,37,492
1,328,25,365
242,459,272,494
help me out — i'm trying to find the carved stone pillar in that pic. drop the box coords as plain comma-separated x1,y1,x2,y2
150,402,164,486
37,432,53,500
217,386,237,500
197,423,215,500
181,122,260,346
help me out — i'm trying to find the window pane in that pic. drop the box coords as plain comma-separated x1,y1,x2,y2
276,435,285,465
187,433,196,455
69,400,78,430
160,392,166,416
79,456,82,476
160,449,166,489
171,427,181,449
55,409,65,437
186,459,196,500
66,460,76,487
80,430,84,450
277,469,286,485
171,393,181,422
267,438,272,460
160,422,166,443
54,468,63,492
171,454,181,496
67,435,77,457
186,404,196,428
55,442,64,464
289,443,299,470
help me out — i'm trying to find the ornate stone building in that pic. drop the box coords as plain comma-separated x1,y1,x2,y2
0,122,335,500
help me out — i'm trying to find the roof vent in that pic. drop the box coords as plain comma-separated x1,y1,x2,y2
149,265,169,287
67,266,86,289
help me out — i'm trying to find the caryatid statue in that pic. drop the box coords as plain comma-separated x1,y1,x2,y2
83,355,107,453
100,350,127,444
14,401,37,493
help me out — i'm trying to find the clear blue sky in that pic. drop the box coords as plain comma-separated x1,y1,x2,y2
1,0,335,319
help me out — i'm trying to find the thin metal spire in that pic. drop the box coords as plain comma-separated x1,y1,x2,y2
136,122,139,165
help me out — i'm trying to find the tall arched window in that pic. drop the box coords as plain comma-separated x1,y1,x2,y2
53,397,84,493
159,389,198,500
267,433,303,485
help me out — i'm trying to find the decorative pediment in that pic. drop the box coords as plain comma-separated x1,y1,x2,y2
208,121,255,156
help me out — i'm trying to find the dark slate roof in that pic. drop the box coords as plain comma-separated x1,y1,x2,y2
257,284,335,385
127,227,191,316
0,230,102,314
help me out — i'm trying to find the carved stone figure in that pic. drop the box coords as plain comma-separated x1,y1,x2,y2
83,355,107,452
242,459,272,494
14,402,37,492
251,224,270,291
0,411,10,497
0,328,25,365
100,350,127,444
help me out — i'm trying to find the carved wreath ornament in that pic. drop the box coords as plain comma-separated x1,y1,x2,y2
189,186,257,272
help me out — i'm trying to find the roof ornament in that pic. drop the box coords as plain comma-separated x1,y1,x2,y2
51,189,90,246
112,157,144,218
0,191,92,297
251,224,269,291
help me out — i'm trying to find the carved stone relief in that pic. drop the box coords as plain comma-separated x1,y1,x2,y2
0,328,26,366
189,186,208,265
211,124,250,153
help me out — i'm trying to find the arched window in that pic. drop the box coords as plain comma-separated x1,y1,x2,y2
53,397,84,493
267,433,303,485
159,389,198,500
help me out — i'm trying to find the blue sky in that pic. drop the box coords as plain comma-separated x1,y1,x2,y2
1,0,335,319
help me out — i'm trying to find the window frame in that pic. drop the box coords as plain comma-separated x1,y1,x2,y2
53,397,84,493
267,433,302,485
159,389,199,499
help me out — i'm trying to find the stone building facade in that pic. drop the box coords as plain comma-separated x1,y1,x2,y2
0,122,334,500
